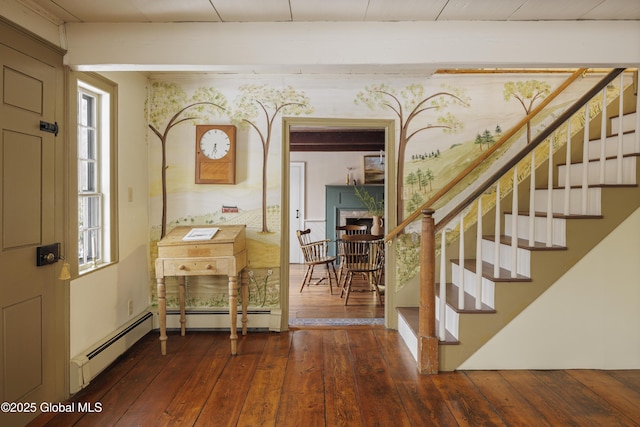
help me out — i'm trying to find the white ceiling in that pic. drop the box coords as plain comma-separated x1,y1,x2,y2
22,0,640,25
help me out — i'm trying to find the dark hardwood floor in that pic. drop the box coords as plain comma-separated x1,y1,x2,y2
29,330,640,426
27,264,640,426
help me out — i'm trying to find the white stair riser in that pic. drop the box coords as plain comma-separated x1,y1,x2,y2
585,132,636,161
610,112,637,134
480,239,531,277
436,295,459,340
451,267,495,308
504,214,566,246
534,187,602,215
558,157,637,187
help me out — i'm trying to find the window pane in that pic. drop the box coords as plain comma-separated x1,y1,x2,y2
79,93,94,126
78,160,96,193
78,128,96,160
78,194,102,267
88,229,100,262
87,196,100,228
78,128,88,158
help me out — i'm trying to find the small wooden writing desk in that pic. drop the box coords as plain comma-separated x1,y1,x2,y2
155,225,248,355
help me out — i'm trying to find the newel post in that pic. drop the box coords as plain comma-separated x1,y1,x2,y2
418,209,439,374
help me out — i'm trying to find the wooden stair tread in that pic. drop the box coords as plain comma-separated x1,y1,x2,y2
506,210,603,219
450,258,531,282
436,282,496,313
397,307,459,344
557,152,640,167
537,183,638,190
483,234,566,251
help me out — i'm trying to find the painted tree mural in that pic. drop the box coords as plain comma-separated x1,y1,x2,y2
503,80,551,144
355,83,469,219
147,81,227,238
228,84,313,233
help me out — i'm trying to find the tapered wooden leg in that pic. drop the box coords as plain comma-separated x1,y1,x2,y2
241,269,248,336
228,274,238,355
157,277,167,355
178,276,186,336
300,265,312,292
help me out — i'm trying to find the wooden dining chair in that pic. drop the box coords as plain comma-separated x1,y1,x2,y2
296,229,338,295
338,234,385,305
335,224,368,285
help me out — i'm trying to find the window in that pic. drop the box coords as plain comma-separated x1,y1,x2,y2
72,74,117,274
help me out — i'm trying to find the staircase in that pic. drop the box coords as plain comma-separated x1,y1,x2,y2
398,71,640,371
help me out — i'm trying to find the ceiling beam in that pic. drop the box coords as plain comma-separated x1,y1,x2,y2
290,129,385,152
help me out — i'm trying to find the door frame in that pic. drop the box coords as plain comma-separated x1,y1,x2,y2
289,162,305,264
280,117,397,331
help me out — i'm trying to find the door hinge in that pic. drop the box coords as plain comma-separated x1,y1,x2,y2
39,120,59,137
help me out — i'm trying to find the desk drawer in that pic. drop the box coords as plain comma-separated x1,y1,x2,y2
162,258,229,276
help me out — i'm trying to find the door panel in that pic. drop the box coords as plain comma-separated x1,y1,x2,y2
3,296,43,402
3,130,42,248
0,38,62,424
3,66,44,114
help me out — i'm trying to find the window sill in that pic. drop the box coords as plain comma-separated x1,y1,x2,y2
77,261,116,278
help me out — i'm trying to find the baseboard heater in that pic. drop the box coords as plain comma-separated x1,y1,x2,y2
69,311,153,394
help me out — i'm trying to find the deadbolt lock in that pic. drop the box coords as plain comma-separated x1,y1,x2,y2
36,243,61,266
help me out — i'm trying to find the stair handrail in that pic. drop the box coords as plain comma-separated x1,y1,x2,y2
385,67,590,242
434,68,626,232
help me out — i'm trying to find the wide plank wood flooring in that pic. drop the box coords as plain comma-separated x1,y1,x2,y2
30,329,640,426
289,263,384,323
26,265,640,426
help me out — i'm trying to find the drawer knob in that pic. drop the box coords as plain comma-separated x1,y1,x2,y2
205,264,213,270
178,264,186,270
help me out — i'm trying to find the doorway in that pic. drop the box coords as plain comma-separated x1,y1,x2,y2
281,117,396,329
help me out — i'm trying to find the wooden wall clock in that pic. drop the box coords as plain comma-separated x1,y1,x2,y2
195,124,236,184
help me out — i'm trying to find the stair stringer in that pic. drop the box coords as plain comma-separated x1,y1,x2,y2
438,161,640,371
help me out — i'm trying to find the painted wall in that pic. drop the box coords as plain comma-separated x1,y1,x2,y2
290,151,381,221
145,72,594,318
70,71,150,357
460,207,640,369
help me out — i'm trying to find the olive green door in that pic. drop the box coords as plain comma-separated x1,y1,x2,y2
0,37,66,425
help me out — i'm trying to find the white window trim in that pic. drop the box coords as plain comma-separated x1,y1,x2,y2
69,71,118,278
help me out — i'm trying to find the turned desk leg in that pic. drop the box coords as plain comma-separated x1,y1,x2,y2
178,276,186,336
241,269,248,336
157,276,167,356
228,274,238,355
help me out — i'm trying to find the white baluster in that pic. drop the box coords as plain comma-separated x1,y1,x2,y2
511,166,518,279
564,120,572,215
476,198,483,310
439,229,447,341
600,87,607,184
617,73,625,184
494,182,501,278
458,214,465,310
547,139,554,246
582,103,589,215
529,151,536,247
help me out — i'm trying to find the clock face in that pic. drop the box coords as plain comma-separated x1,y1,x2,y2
200,129,230,159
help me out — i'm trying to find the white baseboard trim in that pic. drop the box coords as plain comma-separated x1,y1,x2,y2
159,309,275,331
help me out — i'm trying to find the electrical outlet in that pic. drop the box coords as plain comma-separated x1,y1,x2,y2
128,300,133,316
